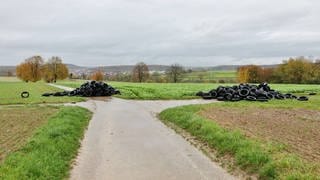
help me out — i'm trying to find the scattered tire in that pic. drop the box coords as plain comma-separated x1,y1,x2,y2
21,91,30,98
42,93,53,97
309,92,317,95
297,96,309,101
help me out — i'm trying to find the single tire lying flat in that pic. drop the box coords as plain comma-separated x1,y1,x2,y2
21,91,30,98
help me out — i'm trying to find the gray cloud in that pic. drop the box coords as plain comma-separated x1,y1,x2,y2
1,0,319,66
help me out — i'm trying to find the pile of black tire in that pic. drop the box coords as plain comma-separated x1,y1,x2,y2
42,81,120,97
196,83,309,102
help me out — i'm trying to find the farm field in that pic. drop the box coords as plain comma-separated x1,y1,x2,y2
58,80,320,100
160,94,320,179
0,80,84,105
0,106,92,179
0,106,59,162
0,77,20,82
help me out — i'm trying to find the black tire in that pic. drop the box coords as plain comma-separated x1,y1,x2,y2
53,92,63,96
21,91,30,98
297,96,308,101
284,93,292,99
266,93,274,99
217,89,227,97
257,97,268,102
231,98,241,102
246,96,256,101
275,94,285,100
42,93,53,97
224,93,233,101
217,96,225,101
309,92,317,95
83,90,93,97
210,90,218,98
202,92,212,99
68,91,77,96
114,90,121,95
196,91,204,96
239,89,250,97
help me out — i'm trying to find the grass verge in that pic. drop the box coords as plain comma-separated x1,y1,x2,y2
159,99,320,179
0,106,92,179
0,81,84,105
160,105,274,179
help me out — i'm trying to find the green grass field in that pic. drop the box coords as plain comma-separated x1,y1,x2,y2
57,81,320,100
0,106,92,179
181,70,237,82
0,81,84,105
160,95,320,179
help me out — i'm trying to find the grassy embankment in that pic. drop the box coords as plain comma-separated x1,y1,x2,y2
160,94,320,179
0,106,92,179
58,80,320,100
0,81,84,105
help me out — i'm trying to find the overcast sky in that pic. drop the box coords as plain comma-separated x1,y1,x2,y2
1,0,319,66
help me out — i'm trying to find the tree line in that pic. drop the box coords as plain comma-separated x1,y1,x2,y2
91,62,186,83
16,56,69,82
238,57,320,84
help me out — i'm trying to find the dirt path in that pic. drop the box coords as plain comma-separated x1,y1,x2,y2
50,84,235,180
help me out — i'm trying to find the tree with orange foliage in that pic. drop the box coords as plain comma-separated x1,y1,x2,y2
16,56,44,82
91,70,105,81
237,65,262,83
258,68,274,82
42,56,69,83
273,57,313,83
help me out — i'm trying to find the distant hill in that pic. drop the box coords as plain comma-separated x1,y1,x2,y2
0,64,279,76
0,66,16,76
89,65,171,73
191,64,279,71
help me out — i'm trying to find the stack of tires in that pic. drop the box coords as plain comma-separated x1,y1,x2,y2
196,83,309,102
42,81,120,97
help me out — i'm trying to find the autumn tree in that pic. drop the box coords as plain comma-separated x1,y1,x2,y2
273,57,314,83
166,64,184,83
16,56,44,82
237,65,262,83
91,69,105,81
311,60,320,83
132,62,150,82
42,56,69,83
258,68,274,83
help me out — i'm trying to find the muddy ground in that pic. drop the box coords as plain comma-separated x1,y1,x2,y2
200,107,320,163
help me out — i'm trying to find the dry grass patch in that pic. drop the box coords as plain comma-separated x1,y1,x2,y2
0,106,59,162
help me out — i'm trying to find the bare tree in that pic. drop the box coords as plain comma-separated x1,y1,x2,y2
132,62,150,82
166,64,184,83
